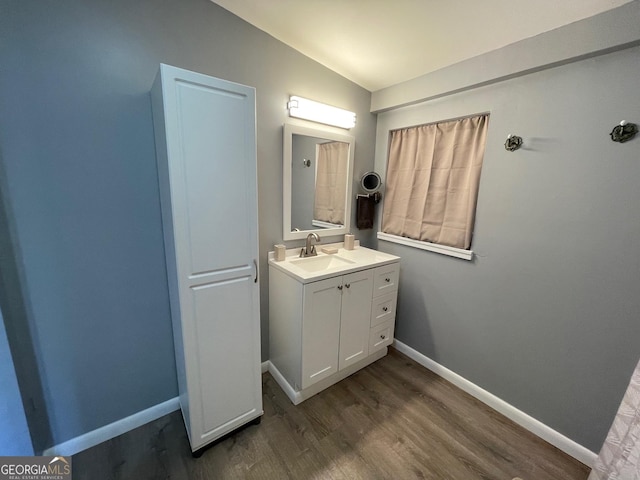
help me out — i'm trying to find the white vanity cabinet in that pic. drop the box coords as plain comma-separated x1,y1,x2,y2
269,247,399,405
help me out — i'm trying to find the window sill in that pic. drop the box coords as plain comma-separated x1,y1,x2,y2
311,220,342,229
377,232,473,261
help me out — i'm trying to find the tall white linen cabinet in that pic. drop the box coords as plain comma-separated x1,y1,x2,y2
151,64,262,454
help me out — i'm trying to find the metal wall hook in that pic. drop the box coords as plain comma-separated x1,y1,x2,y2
610,120,638,143
356,192,381,204
504,134,523,152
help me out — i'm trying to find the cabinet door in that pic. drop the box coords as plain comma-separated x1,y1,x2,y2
302,276,342,389
154,65,261,450
339,269,374,371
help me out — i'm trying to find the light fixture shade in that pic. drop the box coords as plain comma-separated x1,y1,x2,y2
287,96,356,129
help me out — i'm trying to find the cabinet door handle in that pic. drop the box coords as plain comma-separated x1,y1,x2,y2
383,307,388,312
380,334,386,340
337,285,343,291
345,283,351,289
254,259,258,283
385,277,391,283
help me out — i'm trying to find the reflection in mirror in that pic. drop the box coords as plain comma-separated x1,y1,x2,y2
291,135,348,230
284,124,354,241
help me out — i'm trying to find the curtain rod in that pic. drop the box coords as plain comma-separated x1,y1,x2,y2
389,111,490,133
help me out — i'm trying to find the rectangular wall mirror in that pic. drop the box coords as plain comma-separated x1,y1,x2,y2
283,123,355,241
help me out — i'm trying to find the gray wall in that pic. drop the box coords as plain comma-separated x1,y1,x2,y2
0,0,376,448
0,308,33,455
374,45,640,452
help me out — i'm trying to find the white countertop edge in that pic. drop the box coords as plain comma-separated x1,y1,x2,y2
268,243,400,284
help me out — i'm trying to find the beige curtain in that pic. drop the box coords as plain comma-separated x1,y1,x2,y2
589,358,640,480
314,141,348,225
382,114,489,250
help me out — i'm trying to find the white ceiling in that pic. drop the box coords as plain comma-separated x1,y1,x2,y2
211,0,632,92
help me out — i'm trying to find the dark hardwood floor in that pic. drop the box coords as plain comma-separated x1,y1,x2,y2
74,348,590,479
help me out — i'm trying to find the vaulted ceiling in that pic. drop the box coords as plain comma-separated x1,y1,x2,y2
211,0,632,91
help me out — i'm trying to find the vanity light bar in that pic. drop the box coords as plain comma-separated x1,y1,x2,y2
287,96,356,129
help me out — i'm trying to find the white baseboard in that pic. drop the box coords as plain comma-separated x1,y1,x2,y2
392,339,597,467
267,361,300,403
43,396,180,457
261,361,269,374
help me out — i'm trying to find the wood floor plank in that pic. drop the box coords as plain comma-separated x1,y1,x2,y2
73,347,590,479
340,371,498,479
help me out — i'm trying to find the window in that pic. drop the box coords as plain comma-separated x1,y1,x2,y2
380,114,489,256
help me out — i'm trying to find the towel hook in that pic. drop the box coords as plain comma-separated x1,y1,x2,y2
504,134,523,152
610,120,638,143
357,192,381,203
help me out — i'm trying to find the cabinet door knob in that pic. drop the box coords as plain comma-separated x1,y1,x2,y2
385,277,391,283
337,285,343,291
345,283,351,289
380,334,386,340
383,307,388,312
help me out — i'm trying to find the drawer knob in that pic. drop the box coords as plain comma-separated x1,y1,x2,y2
380,334,386,340
385,278,391,283
337,285,343,291
345,283,351,289
383,307,388,312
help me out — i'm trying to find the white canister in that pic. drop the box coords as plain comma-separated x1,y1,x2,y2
274,244,286,261
344,234,355,250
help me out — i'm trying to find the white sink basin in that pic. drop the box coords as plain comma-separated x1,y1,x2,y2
290,254,355,273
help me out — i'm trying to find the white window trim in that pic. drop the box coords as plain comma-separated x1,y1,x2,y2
377,232,473,261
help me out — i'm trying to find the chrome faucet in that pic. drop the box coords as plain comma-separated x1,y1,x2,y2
300,232,320,257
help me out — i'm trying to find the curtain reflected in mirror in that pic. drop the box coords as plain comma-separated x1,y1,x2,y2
314,141,348,227
284,124,354,241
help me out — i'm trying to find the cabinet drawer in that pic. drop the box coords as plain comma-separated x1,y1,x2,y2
370,292,397,328
373,263,399,297
369,320,394,353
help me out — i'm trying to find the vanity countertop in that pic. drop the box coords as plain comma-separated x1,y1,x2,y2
268,242,400,284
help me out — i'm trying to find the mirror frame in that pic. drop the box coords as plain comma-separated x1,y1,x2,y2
283,123,355,241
